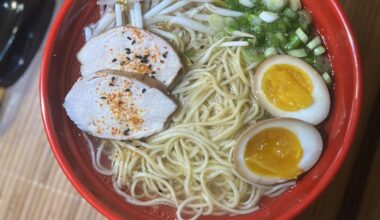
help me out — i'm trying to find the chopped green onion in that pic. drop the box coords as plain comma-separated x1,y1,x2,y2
275,32,286,43
314,46,326,56
243,47,266,63
286,33,302,50
209,14,234,32
265,0,286,12
307,36,322,50
266,33,280,47
259,11,279,23
288,48,307,57
289,0,302,11
274,20,288,32
239,0,255,8
208,14,226,31
247,14,262,26
322,72,332,85
295,28,309,43
283,7,298,20
265,47,278,57
253,25,263,34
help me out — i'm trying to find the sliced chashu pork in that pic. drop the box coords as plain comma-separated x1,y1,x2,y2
77,26,183,87
63,70,177,140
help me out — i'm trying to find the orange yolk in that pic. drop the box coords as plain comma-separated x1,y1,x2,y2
262,64,313,111
244,127,303,179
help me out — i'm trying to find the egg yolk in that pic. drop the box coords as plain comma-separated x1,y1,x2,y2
262,64,313,111
244,127,303,179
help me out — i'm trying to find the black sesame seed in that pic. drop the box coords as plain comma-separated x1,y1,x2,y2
126,57,131,61
125,48,131,54
111,76,116,81
123,128,130,135
200,45,205,49
100,96,106,99
151,75,156,79
131,40,136,45
160,60,165,63
163,52,168,58
127,36,132,40
151,71,156,75
148,64,152,69
112,58,117,62
140,58,149,64
125,88,131,92
109,83,114,86
142,88,146,93
136,55,142,59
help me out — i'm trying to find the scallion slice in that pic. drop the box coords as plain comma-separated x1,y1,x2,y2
264,47,278,57
259,11,279,23
314,46,326,56
295,27,309,43
307,36,322,50
288,48,307,57
322,72,332,85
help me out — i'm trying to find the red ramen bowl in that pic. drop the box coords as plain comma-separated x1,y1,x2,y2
40,0,362,219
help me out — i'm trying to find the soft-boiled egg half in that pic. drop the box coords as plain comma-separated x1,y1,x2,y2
234,118,322,185
253,55,330,125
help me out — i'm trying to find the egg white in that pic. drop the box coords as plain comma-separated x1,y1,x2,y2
253,55,331,125
234,118,323,185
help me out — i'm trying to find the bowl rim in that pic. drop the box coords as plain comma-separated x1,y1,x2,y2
39,0,362,219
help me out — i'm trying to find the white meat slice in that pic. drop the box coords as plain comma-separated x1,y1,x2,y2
63,70,177,140
77,26,183,87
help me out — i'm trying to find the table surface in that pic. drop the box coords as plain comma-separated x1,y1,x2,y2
0,0,379,219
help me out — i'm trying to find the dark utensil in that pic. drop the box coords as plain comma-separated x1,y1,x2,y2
0,0,55,87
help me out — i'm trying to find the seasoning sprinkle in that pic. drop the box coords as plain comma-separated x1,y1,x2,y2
163,51,168,58
200,45,205,49
151,71,156,75
148,64,152,69
127,36,132,40
109,83,115,87
126,57,131,61
131,40,136,45
123,128,130,135
142,88,146,93
112,58,117,62
125,48,131,54
125,88,131,92
100,96,106,99
140,58,149,64
111,76,116,81
160,60,165,63
151,75,156,79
